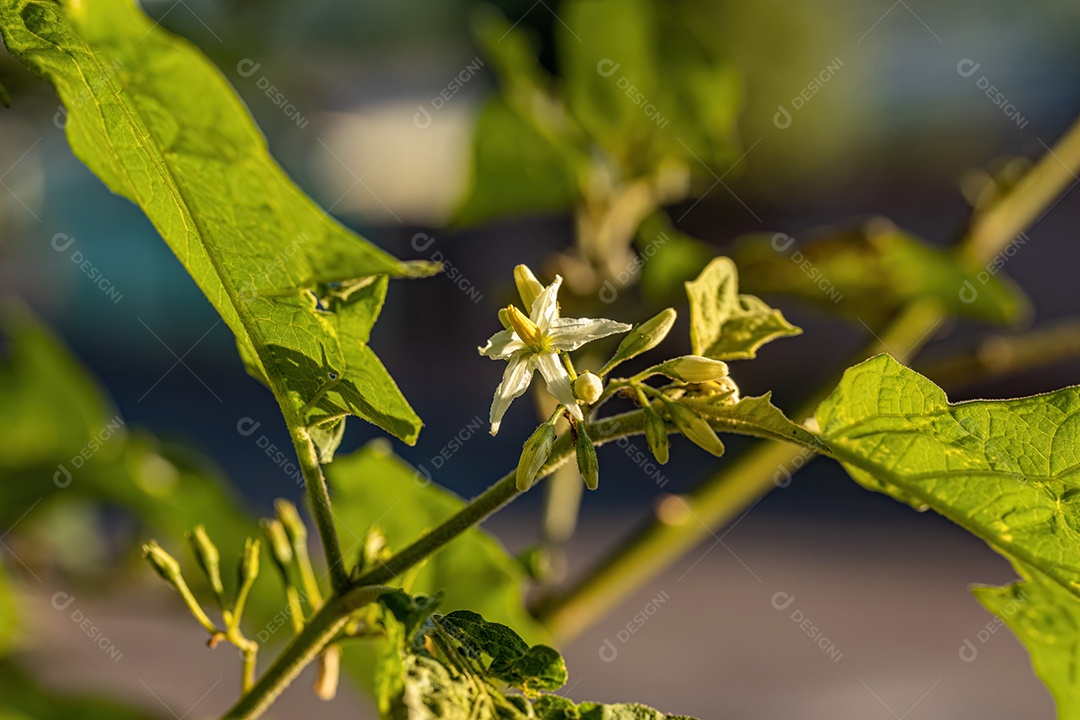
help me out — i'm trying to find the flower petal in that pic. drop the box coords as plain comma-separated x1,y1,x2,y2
478,329,524,359
535,352,583,421
489,351,534,435
548,317,632,352
530,275,563,332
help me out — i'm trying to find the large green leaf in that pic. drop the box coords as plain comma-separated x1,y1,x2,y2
817,355,1080,715
734,220,1029,327
0,0,434,446
974,562,1080,717
817,354,1080,604
685,257,801,360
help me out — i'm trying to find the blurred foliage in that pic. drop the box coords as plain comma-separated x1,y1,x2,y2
457,0,740,293
733,219,1030,327
0,663,157,720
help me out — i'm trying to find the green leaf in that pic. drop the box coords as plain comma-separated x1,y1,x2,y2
436,610,566,694
534,695,696,720
973,562,1080,717
817,354,1080,600
681,392,825,450
376,594,693,720
685,257,801,360
0,0,435,446
733,220,1030,327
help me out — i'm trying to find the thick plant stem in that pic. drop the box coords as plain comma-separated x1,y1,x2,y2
288,426,349,594
535,113,1080,643
221,585,393,720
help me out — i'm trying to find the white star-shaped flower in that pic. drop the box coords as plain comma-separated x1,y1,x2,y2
479,268,631,435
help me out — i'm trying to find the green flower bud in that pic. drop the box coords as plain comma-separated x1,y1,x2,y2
574,422,599,490
665,401,725,457
498,307,513,331
186,525,225,604
274,499,307,546
514,264,544,309
233,537,261,622
143,541,184,588
643,405,670,464
599,308,676,376
573,372,604,404
261,518,293,572
516,422,556,492
662,355,730,383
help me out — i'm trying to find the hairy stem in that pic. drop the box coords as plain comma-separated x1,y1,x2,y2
288,425,349,594
221,585,393,720
534,112,1080,642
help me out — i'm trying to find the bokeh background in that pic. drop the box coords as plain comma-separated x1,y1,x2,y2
2,0,1080,717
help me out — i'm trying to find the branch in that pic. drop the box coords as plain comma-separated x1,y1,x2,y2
288,425,350,594
221,585,394,720
533,112,1080,642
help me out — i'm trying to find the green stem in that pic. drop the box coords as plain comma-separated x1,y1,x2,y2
533,112,1080,642
221,585,393,720
288,425,349,594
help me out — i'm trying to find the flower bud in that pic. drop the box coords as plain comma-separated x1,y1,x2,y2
573,372,604,404
643,405,670,464
662,356,730,383
186,525,225,602
274,499,307,546
574,422,599,490
261,518,293,572
665,402,725,457
232,538,261,622
514,264,544,310
143,541,184,588
516,422,556,491
599,308,676,376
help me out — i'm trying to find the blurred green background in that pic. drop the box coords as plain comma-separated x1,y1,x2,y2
1,0,1079,717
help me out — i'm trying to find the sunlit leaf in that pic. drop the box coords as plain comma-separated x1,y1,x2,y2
817,354,1080,601
686,257,801,360
0,0,434,446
